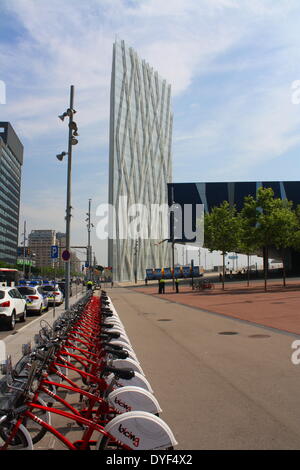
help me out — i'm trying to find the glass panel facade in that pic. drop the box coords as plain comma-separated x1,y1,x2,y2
108,40,173,281
0,123,23,264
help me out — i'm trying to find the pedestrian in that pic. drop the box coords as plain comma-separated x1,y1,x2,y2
175,277,179,293
158,279,161,294
159,278,165,294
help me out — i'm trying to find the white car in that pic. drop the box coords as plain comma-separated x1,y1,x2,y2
0,287,27,330
16,285,49,315
42,284,64,305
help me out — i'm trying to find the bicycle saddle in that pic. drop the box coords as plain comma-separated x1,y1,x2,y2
104,348,129,360
102,366,135,380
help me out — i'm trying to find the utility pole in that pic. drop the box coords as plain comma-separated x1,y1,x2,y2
22,221,26,278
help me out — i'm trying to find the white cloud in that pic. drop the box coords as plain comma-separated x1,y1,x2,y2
3,0,300,261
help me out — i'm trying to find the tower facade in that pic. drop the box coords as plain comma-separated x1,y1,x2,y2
0,122,23,265
108,40,173,282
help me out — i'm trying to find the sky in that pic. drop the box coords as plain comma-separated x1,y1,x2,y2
1,0,300,268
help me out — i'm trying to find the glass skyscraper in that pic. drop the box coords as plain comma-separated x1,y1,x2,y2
0,122,23,265
108,40,173,282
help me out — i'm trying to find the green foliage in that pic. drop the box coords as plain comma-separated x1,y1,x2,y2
204,186,300,289
0,261,18,269
204,201,241,254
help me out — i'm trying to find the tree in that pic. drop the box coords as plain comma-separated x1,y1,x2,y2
238,205,259,287
266,203,298,287
204,201,241,290
240,187,297,290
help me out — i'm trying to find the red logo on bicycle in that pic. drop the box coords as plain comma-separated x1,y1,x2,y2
114,397,132,412
118,424,140,447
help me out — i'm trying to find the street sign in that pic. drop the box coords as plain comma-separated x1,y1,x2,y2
51,245,59,259
17,259,34,266
228,255,238,259
62,249,71,262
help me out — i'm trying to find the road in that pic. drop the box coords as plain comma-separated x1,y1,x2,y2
0,289,86,369
106,286,300,450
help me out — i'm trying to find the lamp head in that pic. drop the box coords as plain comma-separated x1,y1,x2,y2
69,121,78,131
58,112,68,122
67,108,77,117
56,151,67,161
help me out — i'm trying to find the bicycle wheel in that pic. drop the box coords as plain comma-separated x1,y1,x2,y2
96,435,174,451
96,434,127,450
22,397,51,444
0,422,33,450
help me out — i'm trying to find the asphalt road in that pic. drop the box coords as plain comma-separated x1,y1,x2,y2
0,289,86,368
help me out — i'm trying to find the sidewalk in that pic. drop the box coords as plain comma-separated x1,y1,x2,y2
132,279,300,335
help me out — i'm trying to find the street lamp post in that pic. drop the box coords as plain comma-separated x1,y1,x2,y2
57,85,78,310
170,186,175,290
85,199,94,281
21,221,27,278
134,239,139,284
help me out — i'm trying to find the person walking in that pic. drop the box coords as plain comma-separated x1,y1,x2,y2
87,280,93,291
161,278,165,294
175,277,179,293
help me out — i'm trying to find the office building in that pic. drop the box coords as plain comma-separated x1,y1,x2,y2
0,122,23,265
56,232,66,270
168,180,300,272
28,230,56,269
108,40,173,281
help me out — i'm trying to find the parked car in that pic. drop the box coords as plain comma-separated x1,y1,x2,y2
57,281,73,298
0,287,27,330
16,285,48,315
42,284,64,305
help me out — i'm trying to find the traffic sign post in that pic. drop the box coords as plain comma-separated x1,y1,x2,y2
51,245,59,259
62,250,71,262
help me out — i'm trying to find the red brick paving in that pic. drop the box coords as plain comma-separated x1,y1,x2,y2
132,279,300,335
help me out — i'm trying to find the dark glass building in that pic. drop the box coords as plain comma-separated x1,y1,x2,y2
168,181,300,273
0,122,23,264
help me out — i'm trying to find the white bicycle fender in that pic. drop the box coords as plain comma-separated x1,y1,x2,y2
99,411,177,450
106,371,153,393
112,358,144,375
108,386,162,415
